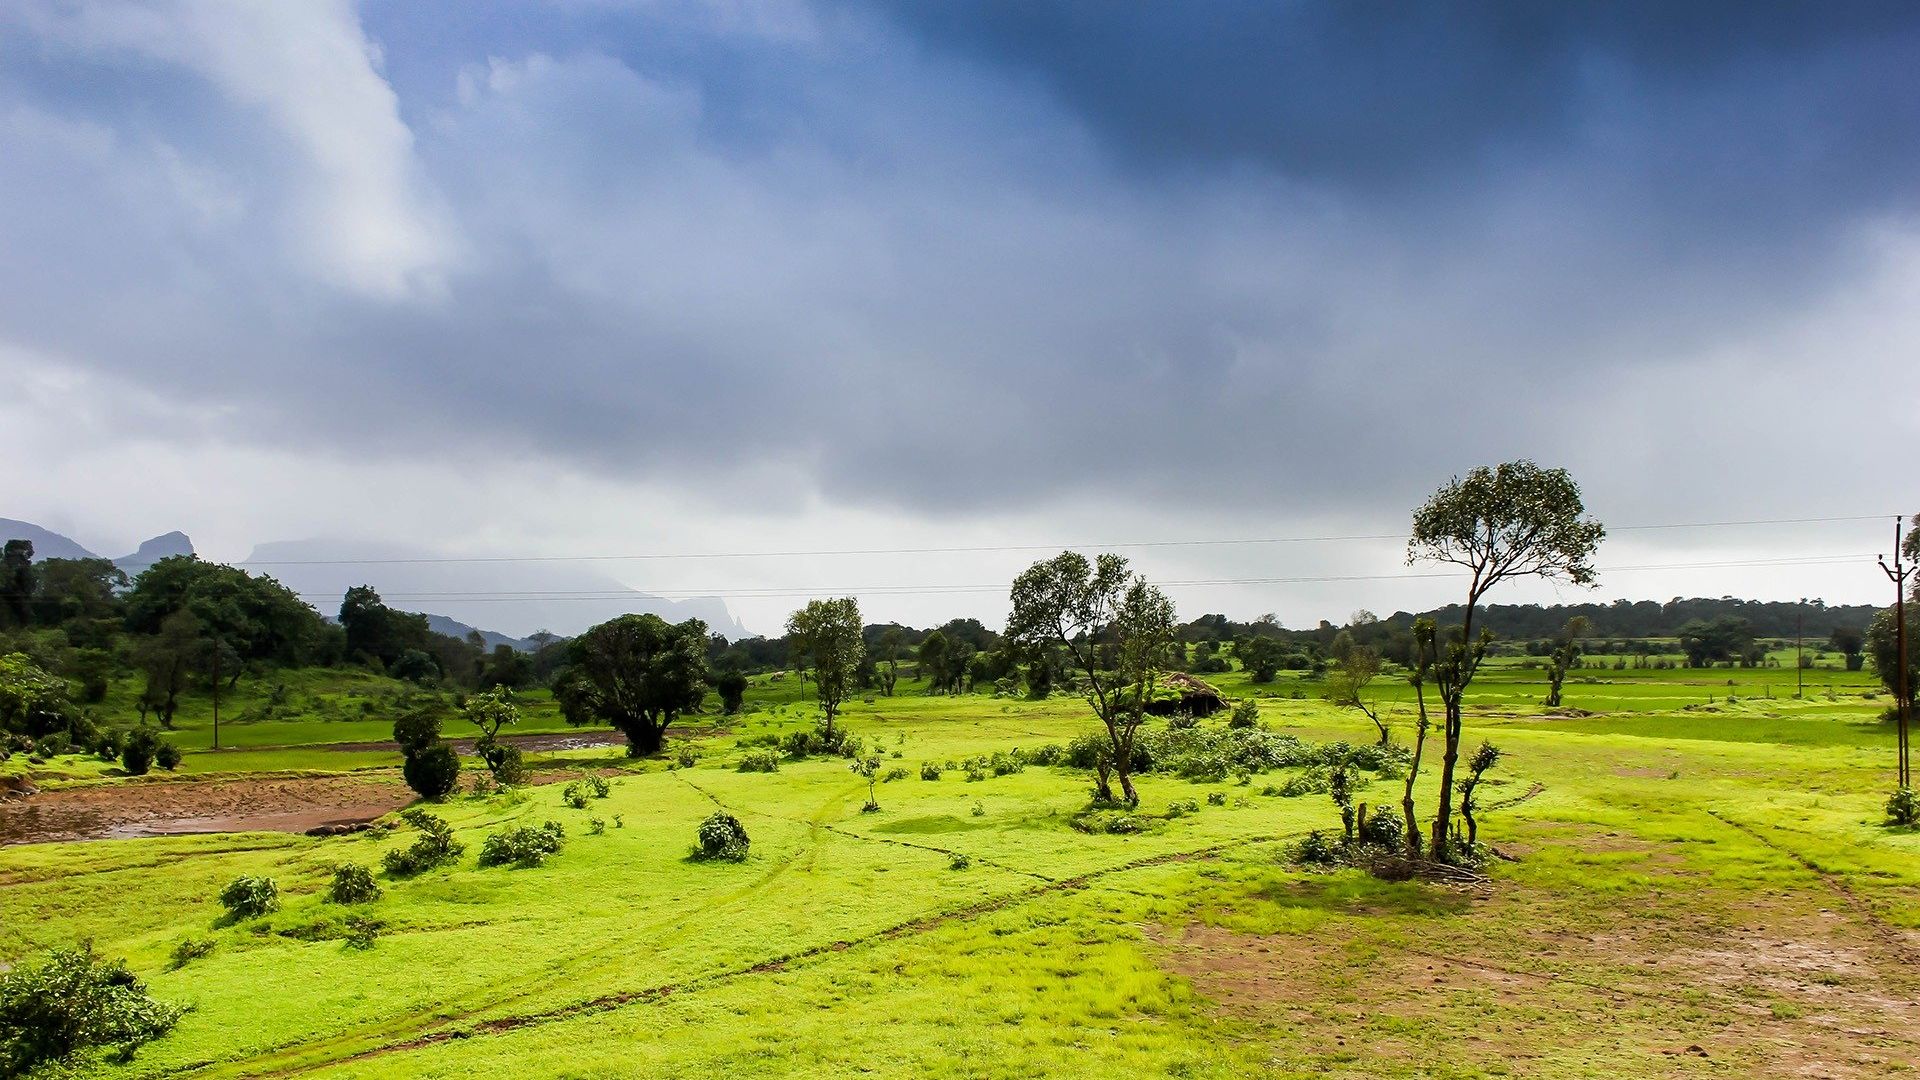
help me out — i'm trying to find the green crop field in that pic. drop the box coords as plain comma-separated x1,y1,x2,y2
5,660,1918,1079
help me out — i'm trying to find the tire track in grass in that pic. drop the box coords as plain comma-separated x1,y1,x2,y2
1705,808,1920,967
164,779,854,1080
249,831,1301,1078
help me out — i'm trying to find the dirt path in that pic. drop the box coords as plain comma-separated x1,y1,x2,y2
0,775,413,846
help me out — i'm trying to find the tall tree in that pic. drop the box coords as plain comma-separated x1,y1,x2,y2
1006,551,1175,807
785,598,864,737
554,614,709,757
917,630,950,694
1407,461,1603,859
0,540,32,628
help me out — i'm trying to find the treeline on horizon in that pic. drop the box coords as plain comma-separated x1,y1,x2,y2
1,534,1882,702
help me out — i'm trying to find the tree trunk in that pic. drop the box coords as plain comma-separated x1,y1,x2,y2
1429,697,1462,860
622,717,667,758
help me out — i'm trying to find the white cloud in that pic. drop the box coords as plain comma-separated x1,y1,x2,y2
16,0,456,298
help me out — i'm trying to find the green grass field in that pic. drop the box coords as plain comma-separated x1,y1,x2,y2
5,660,1918,1078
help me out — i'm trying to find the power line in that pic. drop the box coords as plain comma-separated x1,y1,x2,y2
242,514,1891,567
289,552,1878,603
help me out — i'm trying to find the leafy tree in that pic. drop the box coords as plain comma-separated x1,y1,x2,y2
877,627,905,696
1006,551,1175,807
462,686,521,779
0,539,31,629
710,668,748,714
0,945,183,1075
554,614,709,757
338,586,433,670
0,653,72,739
1542,615,1590,708
125,556,320,667
1676,616,1753,667
29,558,128,646
917,630,950,693
1457,741,1503,847
785,598,864,736
1236,635,1285,683
1407,461,1603,860
1867,604,1920,713
1829,626,1867,671
1324,644,1387,745
401,743,461,800
133,611,207,730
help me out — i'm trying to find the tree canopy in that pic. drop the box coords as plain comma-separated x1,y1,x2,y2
554,613,709,757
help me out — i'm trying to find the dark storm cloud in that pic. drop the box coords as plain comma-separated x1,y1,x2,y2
1,0,1916,529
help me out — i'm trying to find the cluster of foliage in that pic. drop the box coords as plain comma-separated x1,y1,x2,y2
393,702,462,800
561,773,611,807
462,686,526,785
217,875,280,920
477,821,567,868
382,809,464,877
695,811,750,861
0,946,183,1076
327,864,381,905
555,613,709,757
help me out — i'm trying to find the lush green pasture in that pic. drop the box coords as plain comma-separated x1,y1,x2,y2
4,664,1917,1078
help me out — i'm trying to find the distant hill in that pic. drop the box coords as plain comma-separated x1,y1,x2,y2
423,613,545,653
0,518,95,561
1,518,197,574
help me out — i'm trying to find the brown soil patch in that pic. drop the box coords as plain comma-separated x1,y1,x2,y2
0,774,412,846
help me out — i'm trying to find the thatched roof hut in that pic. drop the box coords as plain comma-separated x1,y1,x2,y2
1143,672,1227,717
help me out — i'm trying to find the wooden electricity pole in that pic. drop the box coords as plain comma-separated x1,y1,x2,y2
1881,518,1913,790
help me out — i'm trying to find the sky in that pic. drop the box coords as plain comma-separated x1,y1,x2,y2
2,0,1917,637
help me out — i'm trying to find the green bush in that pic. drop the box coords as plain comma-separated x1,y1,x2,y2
948,852,971,870
1206,791,1227,806
401,742,461,801
736,750,780,773
382,810,464,877
120,728,161,776
1888,787,1920,827
167,937,214,971
919,762,942,780
1165,797,1200,818
153,740,182,771
1277,766,1330,798
342,915,381,950
0,946,183,1075
218,875,279,919
695,811,750,861
478,821,567,868
1293,831,1341,865
1357,810,1404,849
882,766,910,783
327,864,381,904
1228,699,1260,729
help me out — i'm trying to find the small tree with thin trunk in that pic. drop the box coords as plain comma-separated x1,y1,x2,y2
1325,644,1388,745
1006,552,1174,808
1542,616,1590,709
1407,461,1603,861
1400,618,1437,857
786,597,864,738
1457,741,1503,848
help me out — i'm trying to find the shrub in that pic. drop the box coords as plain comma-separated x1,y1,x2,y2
1357,810,1404,850
1206,791,1227,806
401,743,461,801
1028,743,1064,766
342,915,381,950
1229,698,1260,729
478,821,567,868
587,817,606,835
563,783,591,809
971,800,986,817
1165,798,1200,819
1293,831,1341,865
586,774,611,798
919,762,942,780
948,852,972,871
328,863,381,904
153,740,182,771
1277,766,1329,798
695,812,750,861
0,946,183,1075
1888,787,1920,827
218,875,279,919
120,728,161,776
489,744,530,786
736,750,780,773
383,810,464,877
167,937,214,970
882,766,909,782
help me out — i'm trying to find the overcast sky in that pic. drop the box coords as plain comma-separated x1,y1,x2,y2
3,1,1916,636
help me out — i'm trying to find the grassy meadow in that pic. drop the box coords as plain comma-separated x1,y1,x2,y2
5,656,1919,1078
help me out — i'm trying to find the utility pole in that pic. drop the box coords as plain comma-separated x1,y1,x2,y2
1881,518,1913,790
1796,597,1805,699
